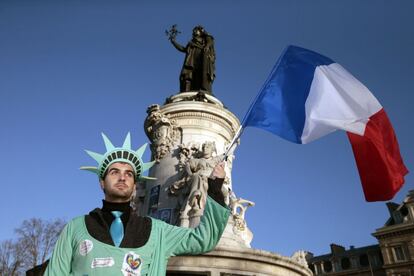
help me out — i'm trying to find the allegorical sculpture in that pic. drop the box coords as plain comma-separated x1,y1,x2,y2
144,104,181,162
170,141,222,228
167,25,216,94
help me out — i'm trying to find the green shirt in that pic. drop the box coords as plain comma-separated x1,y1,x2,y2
44,197,230,276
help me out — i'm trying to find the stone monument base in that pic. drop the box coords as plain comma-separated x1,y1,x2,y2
167,246,312,276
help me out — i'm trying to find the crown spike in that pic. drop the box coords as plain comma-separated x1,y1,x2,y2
85,150,104,163
80,166,100,174
139,175,157,181
122,132,131,150
101,133,115,151
136,143,148,158
142,160,155,173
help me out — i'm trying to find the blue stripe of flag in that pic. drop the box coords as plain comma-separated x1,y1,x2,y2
242,45,334,143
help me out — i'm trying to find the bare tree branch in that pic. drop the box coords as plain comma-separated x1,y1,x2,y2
0,239,24,276
0,217,66,275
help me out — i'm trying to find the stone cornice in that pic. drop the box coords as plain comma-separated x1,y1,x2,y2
163,102,239,123
373,223,414,239
161,101,241,137
382,259,414,269
170,111,236,133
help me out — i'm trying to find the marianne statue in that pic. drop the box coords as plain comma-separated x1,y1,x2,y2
167,25,216,94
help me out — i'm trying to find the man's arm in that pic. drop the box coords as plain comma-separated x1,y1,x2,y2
161,193,230,257
162,162,230,256
43,222,73,275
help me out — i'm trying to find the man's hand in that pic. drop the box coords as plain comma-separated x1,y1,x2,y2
208,162,227,207
210,162,226,179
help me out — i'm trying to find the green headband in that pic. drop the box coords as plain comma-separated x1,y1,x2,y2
80,132,155,181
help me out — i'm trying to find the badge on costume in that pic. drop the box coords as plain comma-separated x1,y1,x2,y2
91,257,115,268
79,239,93,256
121,251,142,276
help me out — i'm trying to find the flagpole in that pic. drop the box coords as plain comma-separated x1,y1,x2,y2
223,125,244,160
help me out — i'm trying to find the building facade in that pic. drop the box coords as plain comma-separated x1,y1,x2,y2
373,190,414,276
308,244,385,275
308,189,414,276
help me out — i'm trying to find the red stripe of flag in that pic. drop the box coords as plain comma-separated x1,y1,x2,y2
347,108,408,202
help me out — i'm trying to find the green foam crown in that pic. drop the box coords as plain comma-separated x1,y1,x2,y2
80,132,155,181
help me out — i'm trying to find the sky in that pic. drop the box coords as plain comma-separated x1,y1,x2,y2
0,0,413,257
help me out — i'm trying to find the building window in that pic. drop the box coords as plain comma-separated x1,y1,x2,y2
323,261,332,272
370,252,384,267
393,246,406,261
379,252,384,265
359,254,369,267
334,261,341,272
350,257,358,268
308,264,315,273
341,257,351,269
315,263,322,275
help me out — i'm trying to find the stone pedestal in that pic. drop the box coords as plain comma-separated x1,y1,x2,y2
167,246,313,276
138,92,255,248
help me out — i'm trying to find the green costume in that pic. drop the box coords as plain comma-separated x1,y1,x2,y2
44,197,229,276
42,133,229,275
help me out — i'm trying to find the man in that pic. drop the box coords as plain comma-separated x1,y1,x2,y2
43,133,230,276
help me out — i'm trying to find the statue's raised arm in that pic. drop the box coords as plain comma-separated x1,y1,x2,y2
166,24,186,52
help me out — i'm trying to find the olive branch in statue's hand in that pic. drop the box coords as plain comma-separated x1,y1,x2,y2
165,24,181,41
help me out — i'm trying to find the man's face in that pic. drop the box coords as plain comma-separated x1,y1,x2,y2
100,162,136,203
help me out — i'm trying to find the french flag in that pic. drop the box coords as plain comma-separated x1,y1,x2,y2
243,45,408,202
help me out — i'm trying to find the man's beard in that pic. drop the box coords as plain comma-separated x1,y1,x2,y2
104,184,134,201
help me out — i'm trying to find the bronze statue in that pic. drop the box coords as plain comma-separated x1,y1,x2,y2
167,25,216,94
